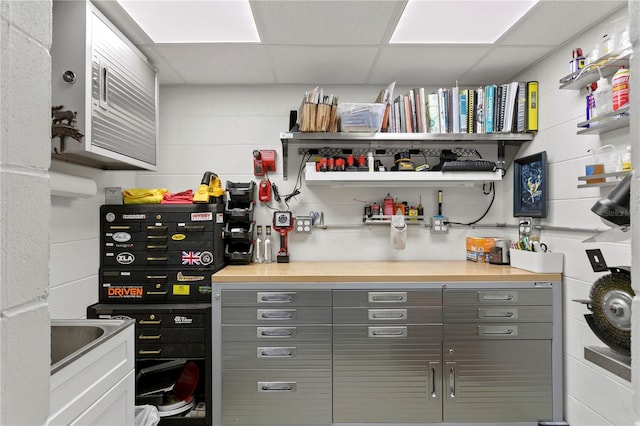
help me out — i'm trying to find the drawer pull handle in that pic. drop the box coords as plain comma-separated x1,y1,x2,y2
139,320,161,325
146,225,168,231
145,275,168,279
108,225,131,230
258,327,296,338
139,349,162,355
482,329,515,335
146,244,168,250
180,225,205,231
257,292,296,303
368,292,407,303
258,382,297,392
146,235,167,240
368,309,407,320
258,347,295,357
147,291,168,295
481,294,514,301
429,362,439,398
138,334,161,340
147,257,168,261
258,310,295,320
480,311,514,318
449,365,456,398
478,325,518,336
368,326,407,338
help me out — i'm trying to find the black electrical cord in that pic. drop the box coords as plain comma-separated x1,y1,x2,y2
280,151,311,208
445,182,495,226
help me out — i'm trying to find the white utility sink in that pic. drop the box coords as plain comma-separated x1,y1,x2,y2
49,319,135,425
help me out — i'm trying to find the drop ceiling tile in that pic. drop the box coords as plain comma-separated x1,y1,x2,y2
459,45,555,85
269,46,380,85
252,0,405,45
152,44,276,85
498,0,626,46
369,45,491,87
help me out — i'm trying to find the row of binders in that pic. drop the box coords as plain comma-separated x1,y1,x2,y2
383,81,538,134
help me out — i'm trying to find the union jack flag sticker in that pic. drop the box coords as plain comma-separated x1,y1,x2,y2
182,251,201,265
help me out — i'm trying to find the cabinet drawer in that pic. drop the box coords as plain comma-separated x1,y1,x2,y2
333,306,442,324
333,289,441,307
222,307,331,324
222,290,331,307
223,341,331,370
136,327,204,344
137,342,205,358
444,323,552,340
444,288,552,305
222,325,332,342
222,369,331,425
444,305,553,323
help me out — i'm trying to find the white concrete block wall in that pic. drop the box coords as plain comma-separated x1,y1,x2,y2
0,0,52,424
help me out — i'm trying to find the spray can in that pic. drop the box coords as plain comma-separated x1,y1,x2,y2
383,193,394,216
612,67,630,111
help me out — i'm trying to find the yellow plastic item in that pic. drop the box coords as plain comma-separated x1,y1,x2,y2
122,188,168,204
193,172,224,203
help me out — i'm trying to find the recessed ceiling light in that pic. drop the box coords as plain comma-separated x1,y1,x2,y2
391,0,539,44
116,0,260,43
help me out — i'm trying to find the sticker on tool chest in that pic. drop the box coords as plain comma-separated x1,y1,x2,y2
191,212,213,221
173,284,190,296
177,271,205,281
116,252,135,264
181,251,213,266
106,286,144,298
174,315,193,325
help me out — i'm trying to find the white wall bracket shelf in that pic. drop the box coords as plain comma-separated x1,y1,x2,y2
559,48,632,90
576,105,629,135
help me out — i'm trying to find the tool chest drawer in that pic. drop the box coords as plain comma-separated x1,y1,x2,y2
333,306,442,324
444,322,553,339
222,325,332,342
222,290,331,307
333,289,442,307
222,307,331,324
100,269,212,303
444,305,553,323
444,288,553,305
221,369,332,425
88,303,209,330
222,341,332,369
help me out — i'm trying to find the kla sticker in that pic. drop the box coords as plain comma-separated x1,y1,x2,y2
171,234,186,241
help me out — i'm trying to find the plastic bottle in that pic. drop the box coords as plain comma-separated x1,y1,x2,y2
612,67,630,111
593,76,612,116
264,226,273,263
254,225,264,264
622,146,632,172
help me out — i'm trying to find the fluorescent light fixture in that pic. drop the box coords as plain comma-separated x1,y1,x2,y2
116,0,260,43
391,0,539,44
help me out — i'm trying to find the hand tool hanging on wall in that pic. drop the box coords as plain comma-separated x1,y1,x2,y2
273,211,294,263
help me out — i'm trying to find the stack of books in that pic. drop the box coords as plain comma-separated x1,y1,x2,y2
383,81,538,134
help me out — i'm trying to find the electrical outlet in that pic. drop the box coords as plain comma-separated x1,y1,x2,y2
519,217,532,240
430,216,449,234
295,216,312,233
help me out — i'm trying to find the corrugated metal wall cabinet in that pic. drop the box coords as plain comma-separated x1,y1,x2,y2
52,0,158,170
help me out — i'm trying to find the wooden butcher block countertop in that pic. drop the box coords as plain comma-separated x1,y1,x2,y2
212,261,561,283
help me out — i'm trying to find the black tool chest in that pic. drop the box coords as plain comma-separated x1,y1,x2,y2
89,203,225,424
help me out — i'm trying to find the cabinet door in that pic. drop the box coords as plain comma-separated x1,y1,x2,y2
443,340,552,422
91,11,157,165
333,324,442,423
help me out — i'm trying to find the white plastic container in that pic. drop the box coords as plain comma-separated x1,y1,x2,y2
509,249,564,273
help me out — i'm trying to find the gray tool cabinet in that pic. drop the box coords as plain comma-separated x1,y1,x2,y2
212,281,563,426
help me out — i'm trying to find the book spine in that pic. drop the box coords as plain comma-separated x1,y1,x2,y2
467,90,475,133
499,84,508,132
452,86,460,133
485,84,495,134
404,94,414,132
408,89,417,132
438,88,447,133
476,86,484,134
526,81,539,132
428,93,440,133
418,88,427,133
459,90,468,134
516,81,526,132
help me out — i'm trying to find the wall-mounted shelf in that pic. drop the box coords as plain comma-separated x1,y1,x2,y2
576,105,629,135
280,131,533,180
559,48,632,90
577,171,630,188
305,164,502,187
